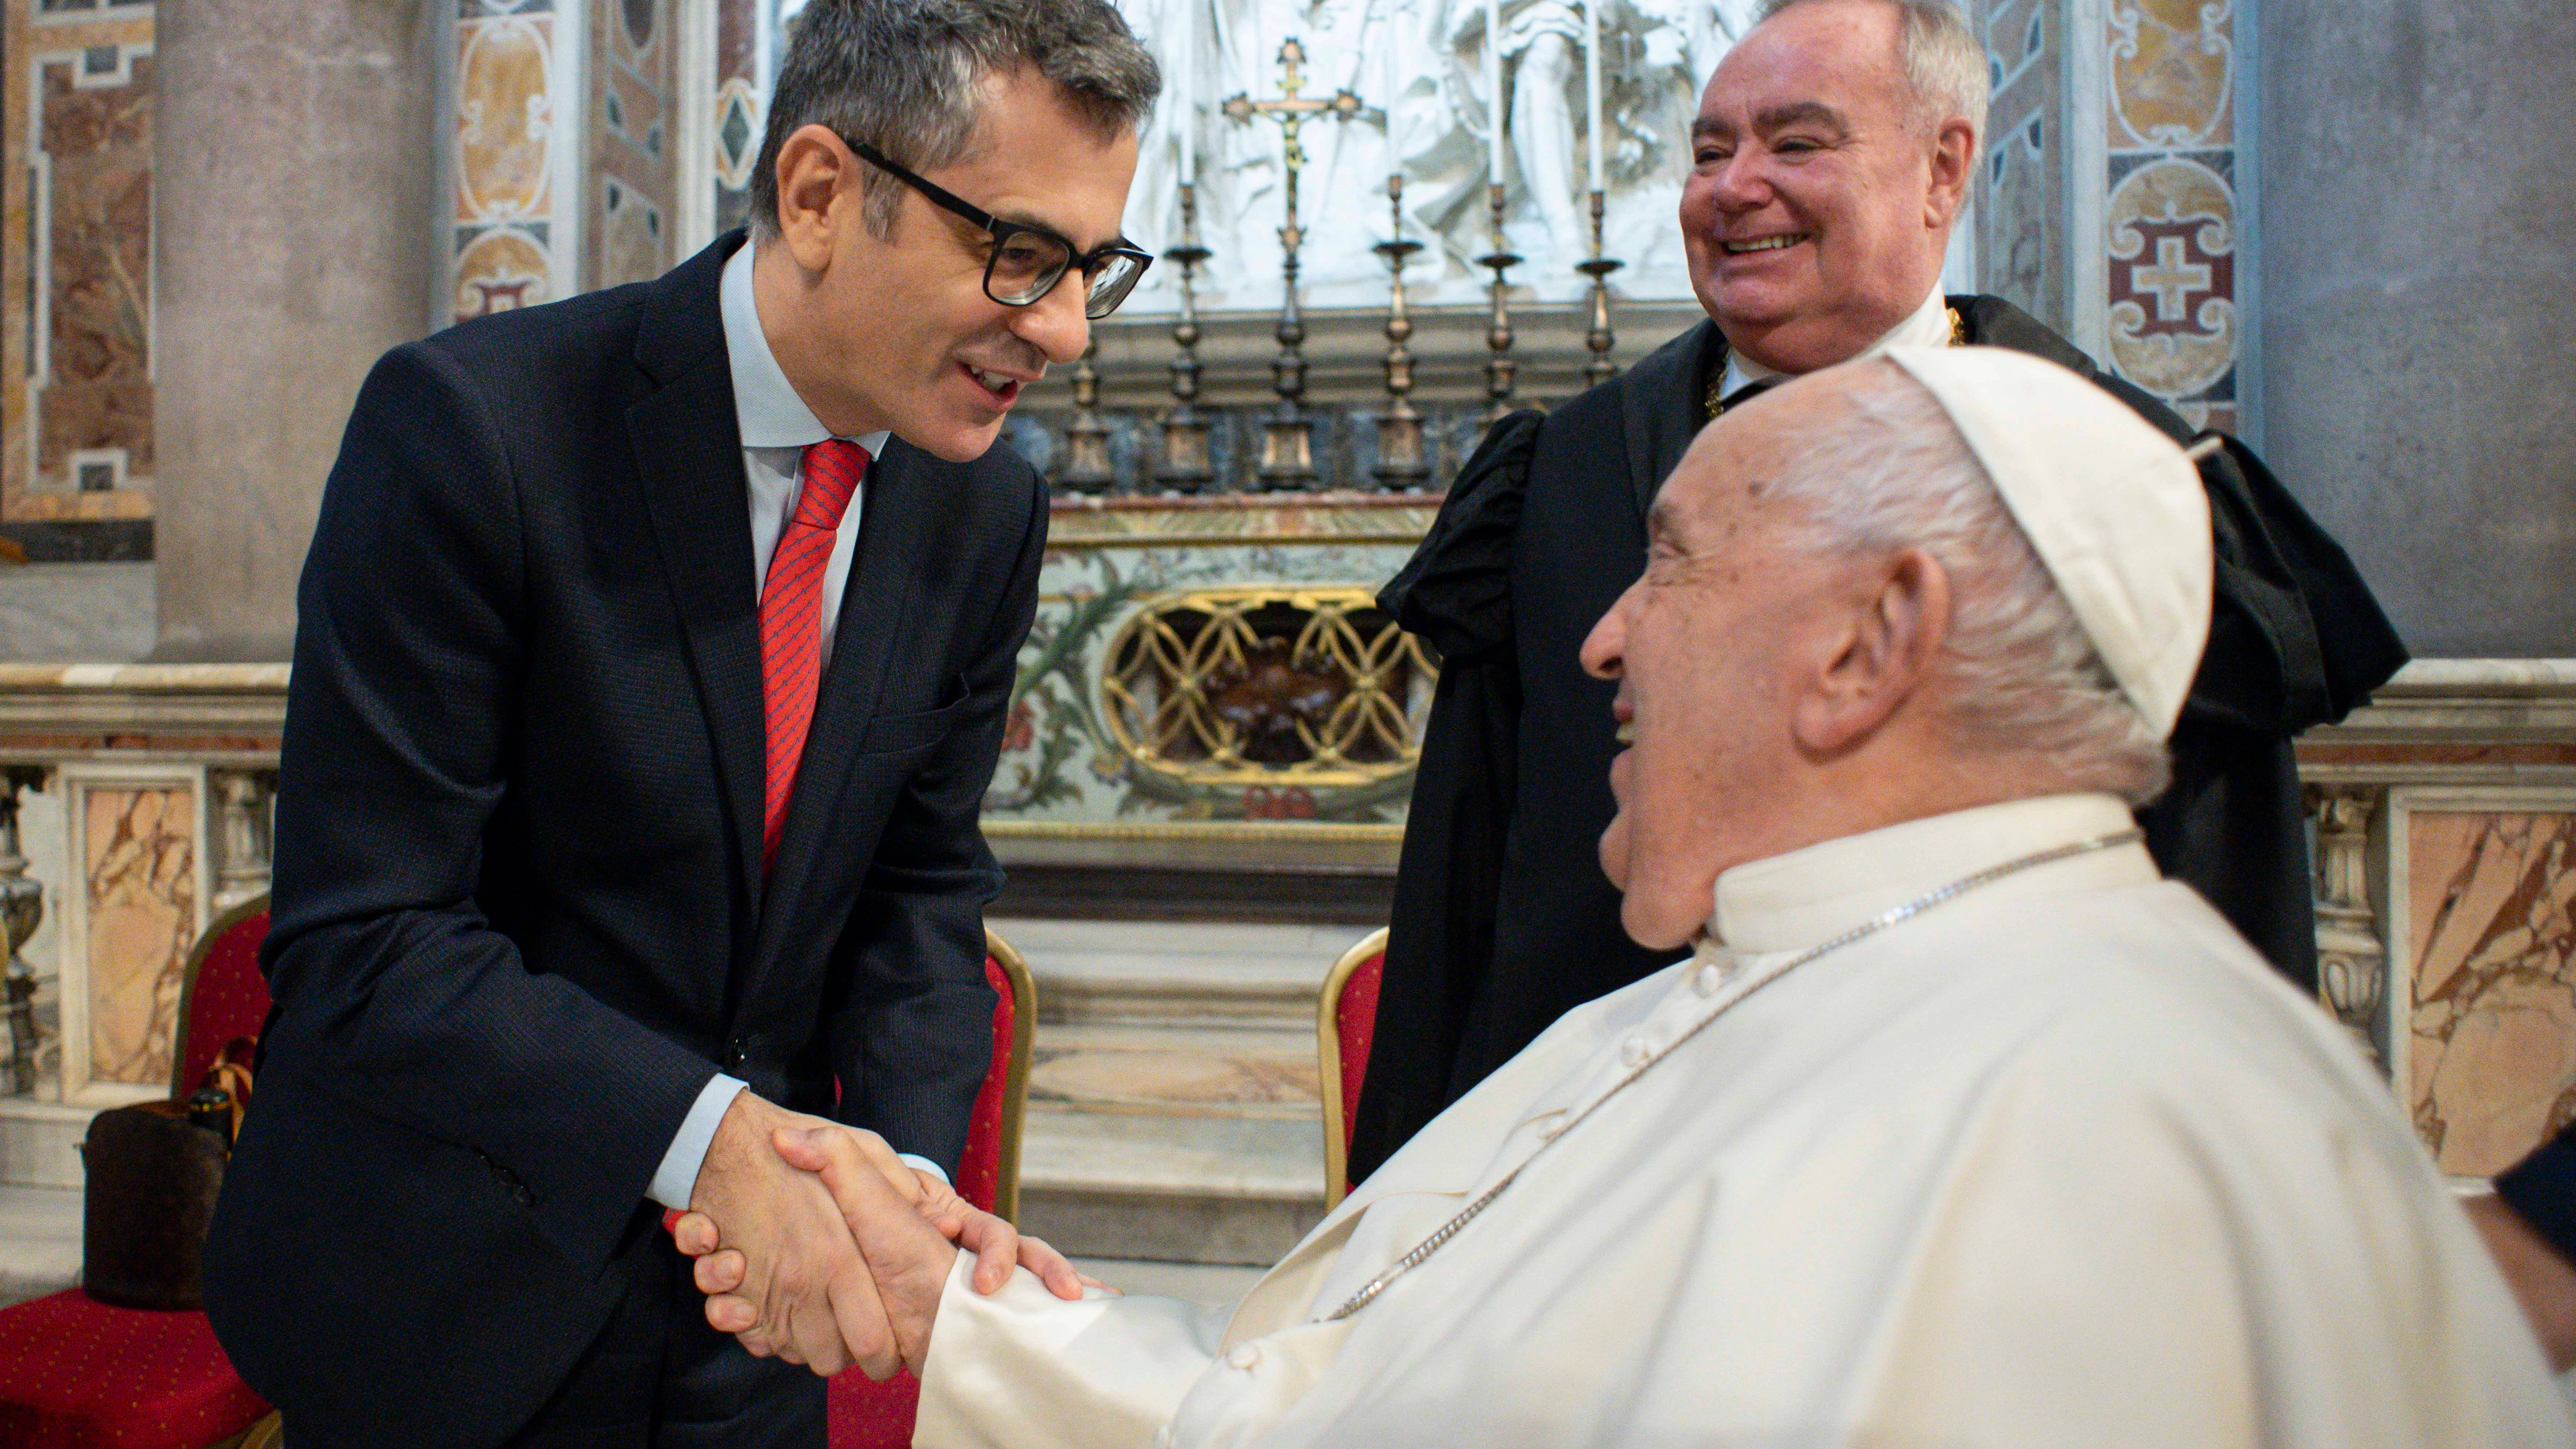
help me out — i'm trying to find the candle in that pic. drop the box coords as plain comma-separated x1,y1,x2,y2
1584,0,1603,194
1176,0,1195,184
1484,0,1504,184
1384,1,1402,172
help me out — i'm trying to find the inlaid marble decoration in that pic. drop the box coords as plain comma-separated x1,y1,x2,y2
449,0,579,324
2405,810,2576,1179
711,0,761,236
3,0,158,550
986,527,1425,829
1977,0,2065,337
56,767,205,1105
588,0,676,288
2100,0,2238,432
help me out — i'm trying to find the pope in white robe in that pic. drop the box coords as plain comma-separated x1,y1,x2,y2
681,346,2572,1448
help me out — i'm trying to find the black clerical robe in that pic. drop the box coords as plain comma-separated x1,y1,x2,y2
1347,297,2409,1181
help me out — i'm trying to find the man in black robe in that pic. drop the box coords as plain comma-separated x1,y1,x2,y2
1349,0,2407,1180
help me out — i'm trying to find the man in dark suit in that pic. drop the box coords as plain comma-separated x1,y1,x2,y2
203,3,1157,1443
1349,0,2409,1181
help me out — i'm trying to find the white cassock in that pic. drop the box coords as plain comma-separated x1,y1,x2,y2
919,794,2573,1449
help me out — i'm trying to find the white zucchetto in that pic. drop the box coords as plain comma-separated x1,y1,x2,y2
1882,345,2213,739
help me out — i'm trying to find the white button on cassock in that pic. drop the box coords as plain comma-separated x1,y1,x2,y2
1693,963,1728,997
1619,1034,1649,1067
1227,1343,1262,1371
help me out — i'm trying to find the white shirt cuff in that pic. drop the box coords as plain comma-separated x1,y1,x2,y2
901,1153,950,1185
649,1073,748,1210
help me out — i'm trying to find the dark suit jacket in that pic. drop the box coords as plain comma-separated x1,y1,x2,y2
1348,300,2408,1181
202,231,1046,1446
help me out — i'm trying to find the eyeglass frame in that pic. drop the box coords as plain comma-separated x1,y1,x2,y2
843,137,1154,320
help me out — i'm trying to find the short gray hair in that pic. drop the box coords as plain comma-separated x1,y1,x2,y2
1756,0,1989,167
1761,361,2171,805
749,0,1160,241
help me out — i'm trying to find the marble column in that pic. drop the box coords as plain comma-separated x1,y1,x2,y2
2259,3,2576,657
150,0,438,662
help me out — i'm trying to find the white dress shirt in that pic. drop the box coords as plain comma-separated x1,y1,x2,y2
646,241,938,1211
1716,283,1956,400
916,795,2568,1449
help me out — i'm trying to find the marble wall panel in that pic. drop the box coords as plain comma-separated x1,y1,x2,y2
711,0,761,236
1977,0,2065,336
588,0,675,288
450,0,576,324
2406,810,2576,1178
2100,0,2239,432
57,771,202,1102
3,1,157,556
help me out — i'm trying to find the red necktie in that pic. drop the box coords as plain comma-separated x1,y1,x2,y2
759,438,868,876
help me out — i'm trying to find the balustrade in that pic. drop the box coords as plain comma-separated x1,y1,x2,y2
0,660,2568,1190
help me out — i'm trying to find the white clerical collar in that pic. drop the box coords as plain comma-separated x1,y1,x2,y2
1705,793,2154,955
1719,285,1954,398
720,241,891,458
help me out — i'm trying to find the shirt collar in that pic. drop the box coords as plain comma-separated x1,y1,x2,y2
1722,284,1954,393
1706,793,2154,954
720,241,891,458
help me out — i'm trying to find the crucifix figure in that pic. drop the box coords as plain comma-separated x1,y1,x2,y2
1223,37,1364,490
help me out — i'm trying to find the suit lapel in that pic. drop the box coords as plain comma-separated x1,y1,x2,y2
1620,318,1724,518
739,439,938,1000
629,234,768,919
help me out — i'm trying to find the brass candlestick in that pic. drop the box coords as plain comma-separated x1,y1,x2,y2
1575,189,1624,387
1371,173,1429,491
1056,339,1116,494
1157,181,1215,494
1478,181,1522,422
1224,39,1363,491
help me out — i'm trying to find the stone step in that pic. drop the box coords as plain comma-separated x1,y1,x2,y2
993,916,1365,1265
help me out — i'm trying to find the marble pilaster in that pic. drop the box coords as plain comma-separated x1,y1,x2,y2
150,0,439,662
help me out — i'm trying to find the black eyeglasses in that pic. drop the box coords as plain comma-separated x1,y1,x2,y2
846,138,1154,320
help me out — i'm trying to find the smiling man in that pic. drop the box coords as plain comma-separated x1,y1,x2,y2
203,3,1152,1444
685,351,2567,1449
1350,0,2410,1183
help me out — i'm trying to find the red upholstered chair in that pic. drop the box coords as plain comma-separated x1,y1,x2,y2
0,895,280,1449
1317,928,1387,1212
824,926,1036,1449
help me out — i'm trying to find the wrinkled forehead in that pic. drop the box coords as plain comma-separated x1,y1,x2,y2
1649,406,1794,549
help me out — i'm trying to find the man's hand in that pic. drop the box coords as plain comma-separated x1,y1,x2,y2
690,1126,961,1372
687,1092,909,1378
895,1162,1092,1300
2466,1192,2576,1371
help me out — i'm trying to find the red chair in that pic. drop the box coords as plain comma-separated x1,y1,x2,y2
0,895,279,1449
825,926,1036,1449
1316,928,1387,1212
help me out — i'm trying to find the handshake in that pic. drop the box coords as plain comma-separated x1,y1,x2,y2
670,1089,1096,1379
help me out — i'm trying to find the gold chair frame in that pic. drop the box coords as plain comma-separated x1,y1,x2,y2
982,925,1037,1225
169,892,273,1097
1316,927,1388,1212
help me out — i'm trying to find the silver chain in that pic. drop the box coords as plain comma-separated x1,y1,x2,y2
1322,826,2145,1323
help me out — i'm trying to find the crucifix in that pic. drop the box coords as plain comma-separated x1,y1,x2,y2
1223,38,1363,491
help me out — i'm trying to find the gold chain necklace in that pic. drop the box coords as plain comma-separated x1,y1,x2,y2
1322,825,2144,1323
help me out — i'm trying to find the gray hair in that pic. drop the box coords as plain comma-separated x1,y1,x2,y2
1762,361,2172,805
1756,0,1989,167
749,0,1160,241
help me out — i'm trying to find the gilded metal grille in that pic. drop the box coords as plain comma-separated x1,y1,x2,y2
1100,587,1436,788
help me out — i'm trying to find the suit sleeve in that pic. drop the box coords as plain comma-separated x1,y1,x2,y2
822,474,1047,1170
916,1253,1228,1449
261,342,717,1276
